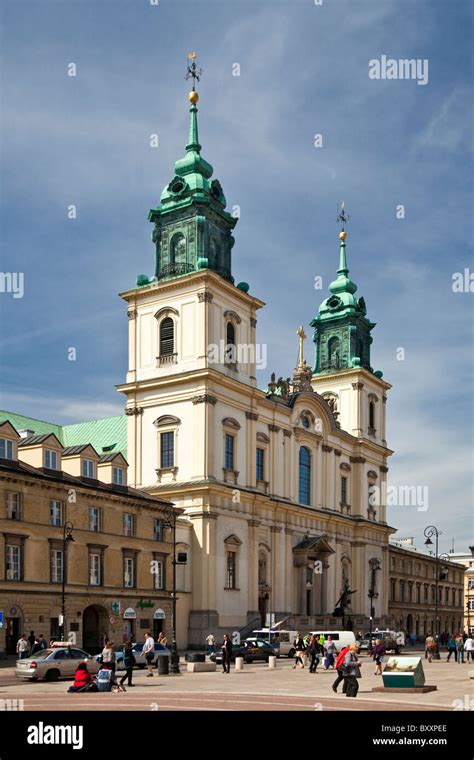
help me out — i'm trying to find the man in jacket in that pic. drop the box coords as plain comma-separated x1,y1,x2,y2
142,632,155,677
221,634,232,673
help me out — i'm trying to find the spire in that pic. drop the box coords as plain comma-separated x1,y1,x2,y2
186,102,201,153
329,230,357,296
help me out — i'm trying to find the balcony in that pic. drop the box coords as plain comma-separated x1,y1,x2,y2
159,263,194,278
157,353,177,366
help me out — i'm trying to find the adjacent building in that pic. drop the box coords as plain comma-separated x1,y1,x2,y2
445,546,474,635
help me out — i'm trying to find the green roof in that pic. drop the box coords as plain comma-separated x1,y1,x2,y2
0,410,127,458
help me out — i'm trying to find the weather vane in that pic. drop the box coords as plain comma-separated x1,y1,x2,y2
185,52,203,91
337,201,350,231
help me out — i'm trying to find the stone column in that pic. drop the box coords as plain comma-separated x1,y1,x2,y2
322,445,334,509
268,424,280,495
246,412,258,487
192,394,217,480
283,430,292,499
126,307,137,383
351,381,364,437
284,527,294,613
271,526,283,612
247,519,261,615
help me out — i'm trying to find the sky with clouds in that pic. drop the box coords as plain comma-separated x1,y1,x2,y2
1,0,472,554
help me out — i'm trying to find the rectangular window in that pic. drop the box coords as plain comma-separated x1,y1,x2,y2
5,492,21,520
124,557,135,588
113,466,124,485
256,448,264,481
468,579,474,590
390,579,396,602
469,599,474,612
445,587,449,604
51,549,63,583
50,500,63,526
452,588,456,606
416,584,421,604
424,585,429,603
0,439,13,460
44,449,58,470
82,459,95,478
154,559,164,590
89,554,101,586
226,551,236,589
123,513,134,537
225,434,234,471
341,476,347,505
160,432,174,469
154,519,163,542
6,545,21,580
89,507,101,533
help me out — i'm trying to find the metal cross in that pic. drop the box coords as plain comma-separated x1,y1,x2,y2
337,201,350,230
185,52,203,90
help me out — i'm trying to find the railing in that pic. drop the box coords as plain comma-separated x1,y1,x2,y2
159,263,194,278
319,358,348,371
157,353,178,366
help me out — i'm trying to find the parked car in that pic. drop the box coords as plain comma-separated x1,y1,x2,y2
93,642,170,670
210,638,277,664
15,645,100,682
359,630,403,654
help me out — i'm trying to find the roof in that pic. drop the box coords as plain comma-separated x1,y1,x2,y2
62,444,97,457
18,433,61,447
0,411,127,457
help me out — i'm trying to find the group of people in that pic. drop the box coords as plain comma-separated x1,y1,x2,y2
16,631,48,658
291,633,338,671
425,631,473,663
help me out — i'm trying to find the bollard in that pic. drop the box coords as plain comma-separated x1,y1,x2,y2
235,656,244,670
268,656,276,669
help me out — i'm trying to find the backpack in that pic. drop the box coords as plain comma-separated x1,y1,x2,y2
335,647,349,670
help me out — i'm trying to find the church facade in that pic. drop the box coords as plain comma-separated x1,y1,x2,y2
116,86,395,645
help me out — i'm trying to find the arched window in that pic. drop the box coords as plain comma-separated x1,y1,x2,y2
225,321,236,364
369,400,375,431
298,446,311,505
159,317,174,357
327,336,341,368
170,234,186,265
258,551,267,586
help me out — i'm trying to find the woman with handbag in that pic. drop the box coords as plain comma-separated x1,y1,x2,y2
342,643,363,698
371,638,386,676
120,640,136,688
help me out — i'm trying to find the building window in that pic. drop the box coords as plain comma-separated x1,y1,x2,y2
89,554,101,586
160,432,174,468
5,492,21,520
226,551,236,589
154,519,163,542
452,588,456,606
50,549,63,583
44,449,58,470
445,587,449,605
341,476,348,505
469,599,474,612
431,586,436,603
225,322,236,364
123,513,135,537
170,233,186,265
416,583,421,604
256,448,264,481
225,434,235,471
124,557,135,588
458,589,462,607
400,580,405,603
390,578,396,602
468,579,474,590
408,583,413,603
82,459,95,478
298,446,311,506
301,413,311,429
89,508,101,533
390,556,395,571
6,545,21,580
159,317,174,357
0,438,13,460
113,466,124,485
50,500,63,527
153,559,165,590
368,401,375,432
424,585,429,603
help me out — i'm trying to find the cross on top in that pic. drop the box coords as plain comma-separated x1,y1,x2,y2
186,52,203,90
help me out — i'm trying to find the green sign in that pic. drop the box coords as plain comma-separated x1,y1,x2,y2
137,600,154,609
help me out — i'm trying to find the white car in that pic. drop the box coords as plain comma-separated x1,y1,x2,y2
15,645,100,681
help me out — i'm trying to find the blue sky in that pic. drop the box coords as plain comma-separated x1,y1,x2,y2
1,0,472,552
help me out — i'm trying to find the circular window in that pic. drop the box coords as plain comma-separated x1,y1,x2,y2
301,414,310,429
171,180,185,194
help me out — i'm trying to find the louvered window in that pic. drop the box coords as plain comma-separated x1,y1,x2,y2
160,318,174,356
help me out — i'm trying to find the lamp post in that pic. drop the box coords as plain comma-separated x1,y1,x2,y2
368,558,381,651
424,526,449,659
59,521,74,642
164,505,180,674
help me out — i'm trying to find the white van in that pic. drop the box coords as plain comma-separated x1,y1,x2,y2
310,631,356,653
251,629,298,657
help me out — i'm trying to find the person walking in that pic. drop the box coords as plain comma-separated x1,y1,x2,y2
446,634,456,662
101,640,116,675
425,633,436,663
38,634,47,651
342,643,363,698
464,635,474,663
323,636,336,670
455,634,465,664
308,634,320,673
221,634,232,673
371,638,386,676
317,633,326,656
142,632,155,677
292,633,306,669
332,646,350,693
27,631,36,651
206,633,216,657
16,634,30,659
119,640,135,688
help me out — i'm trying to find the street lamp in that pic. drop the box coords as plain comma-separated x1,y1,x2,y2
424,526,449,660
163,505,180,674
368,558,381,650
60,521,74,642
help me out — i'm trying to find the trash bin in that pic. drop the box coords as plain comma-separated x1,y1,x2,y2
157,655,169,675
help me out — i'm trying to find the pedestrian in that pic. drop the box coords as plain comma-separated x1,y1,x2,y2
464,636,474,663
308,634,320,673
446,634,456,662
455,635,465,664
332,646,350,693
221,634,232,673
206,633,216,656
38,634,47,650
68,662,97,693
142,631,155,677
342,643,363,698
96,663,115,692
317,633,326,655
30,638,42,655
101,640,116,674
292,633,305,669
323,636,336,670
158,631,168,646
425,633,436,662
16,634,30,659
27,631,36,650
119,640,135,688
371,638,386,675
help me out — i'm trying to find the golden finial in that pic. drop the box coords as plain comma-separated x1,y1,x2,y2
188,90,199,103
339,230,347,241
186,53,202,103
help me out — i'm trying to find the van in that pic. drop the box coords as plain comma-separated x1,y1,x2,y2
251,629,298,657
310,631,356,653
